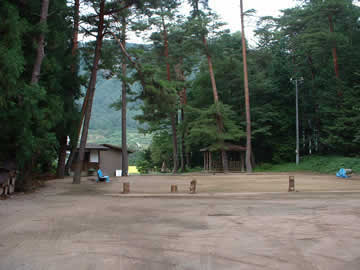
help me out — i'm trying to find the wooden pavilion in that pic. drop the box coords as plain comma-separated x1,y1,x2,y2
200,143,246,172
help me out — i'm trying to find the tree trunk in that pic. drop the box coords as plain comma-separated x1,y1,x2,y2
175,61,187,172
328,14,340,80
203,37,219,103
240,0,253,172
180,108,185,172
202,36,229,172
65,87,90,175
161,12,178,173
186,151,190,168
31,0,50,84
171,112,179,173
307,55,316,81
23,0,50,188
22,158,34,191
121,16,128,177
64,148,75,175
71,0,80,68
73,0,105,184
64,0,82,175
56,135,67,179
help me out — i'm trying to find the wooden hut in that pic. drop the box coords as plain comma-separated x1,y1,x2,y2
200,143,246,172
70,144,133,176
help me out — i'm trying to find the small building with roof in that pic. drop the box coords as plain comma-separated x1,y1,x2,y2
70,144,133,176
200,143,246,172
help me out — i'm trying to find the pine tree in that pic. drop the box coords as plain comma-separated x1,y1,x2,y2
187,0,229,171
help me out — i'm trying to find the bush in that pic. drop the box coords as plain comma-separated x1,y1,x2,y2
136,160,152,174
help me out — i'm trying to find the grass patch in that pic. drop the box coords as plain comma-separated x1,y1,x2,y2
255,155,360,174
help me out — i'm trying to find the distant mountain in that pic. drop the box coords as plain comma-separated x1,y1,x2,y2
89,76,140,130
78,41,151,148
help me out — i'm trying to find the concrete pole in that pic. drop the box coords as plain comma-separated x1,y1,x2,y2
295,79,300,165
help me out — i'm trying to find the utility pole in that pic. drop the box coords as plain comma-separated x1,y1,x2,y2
240,0,252,172
291,77,303,165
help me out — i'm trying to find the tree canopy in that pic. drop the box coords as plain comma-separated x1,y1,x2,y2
1,0,359,185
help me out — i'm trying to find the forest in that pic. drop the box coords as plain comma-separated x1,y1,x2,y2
0,0,359,189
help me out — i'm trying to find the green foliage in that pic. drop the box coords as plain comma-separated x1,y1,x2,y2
186,103,245,151
255,155,360,174
0,0,81,187
149,131,173,166
135,149,153,173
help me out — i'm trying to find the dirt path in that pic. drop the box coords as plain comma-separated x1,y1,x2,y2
1,173,360,270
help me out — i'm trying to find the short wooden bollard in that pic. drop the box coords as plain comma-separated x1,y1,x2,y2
288,176,295,192
123,182,130,194
171,185,178,193
190,179,197,194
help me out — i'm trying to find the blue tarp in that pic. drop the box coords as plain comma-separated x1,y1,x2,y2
336,168,349,178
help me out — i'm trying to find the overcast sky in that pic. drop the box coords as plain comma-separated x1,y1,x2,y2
209,0,298,45
80,0,299,44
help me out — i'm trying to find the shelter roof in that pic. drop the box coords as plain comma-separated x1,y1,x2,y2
200,143,246,152
73,144,109,151
102,144,134,153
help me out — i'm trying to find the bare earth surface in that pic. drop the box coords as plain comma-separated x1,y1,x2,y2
1,173,360,270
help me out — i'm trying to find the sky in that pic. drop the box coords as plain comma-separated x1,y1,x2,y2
209,0,298,44
79,0,300,44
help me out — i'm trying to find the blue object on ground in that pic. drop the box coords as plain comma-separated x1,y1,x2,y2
97,169,110,183
336,168,349,178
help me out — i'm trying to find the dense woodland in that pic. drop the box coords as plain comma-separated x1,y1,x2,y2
0,0,359,188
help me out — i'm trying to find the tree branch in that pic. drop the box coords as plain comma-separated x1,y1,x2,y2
87,2,133,19
107,31,142,73
80,25,97,38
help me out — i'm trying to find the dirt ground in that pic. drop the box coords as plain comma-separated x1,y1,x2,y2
1,173,360,270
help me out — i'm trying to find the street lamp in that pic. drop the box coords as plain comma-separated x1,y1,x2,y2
290,77,303,165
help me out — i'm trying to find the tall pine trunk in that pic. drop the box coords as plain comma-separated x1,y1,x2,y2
170,113,179,173
65,90,89,175
328,14,340,80
175,61,188,172
73,0,105,184
121,16,128,177
60,0,81,177
56,135,67,179
202,36,229,172
240,0,253,172
23,0,50,188
31,0,50,84
161,12,178,173
71,0,80,69
180,108,185,171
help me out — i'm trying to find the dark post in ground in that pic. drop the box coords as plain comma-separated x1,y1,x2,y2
289,176,295,192
123,182,130,194
171,185,178,193
190,179,197,194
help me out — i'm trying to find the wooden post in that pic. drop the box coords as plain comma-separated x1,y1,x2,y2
190,179,197,194
289,176,295,192
171,185,178,193
123,182,130,194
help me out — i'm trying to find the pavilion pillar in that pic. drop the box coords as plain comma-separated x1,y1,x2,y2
209,152,212,171
207,152,209,171
203,152,206,170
